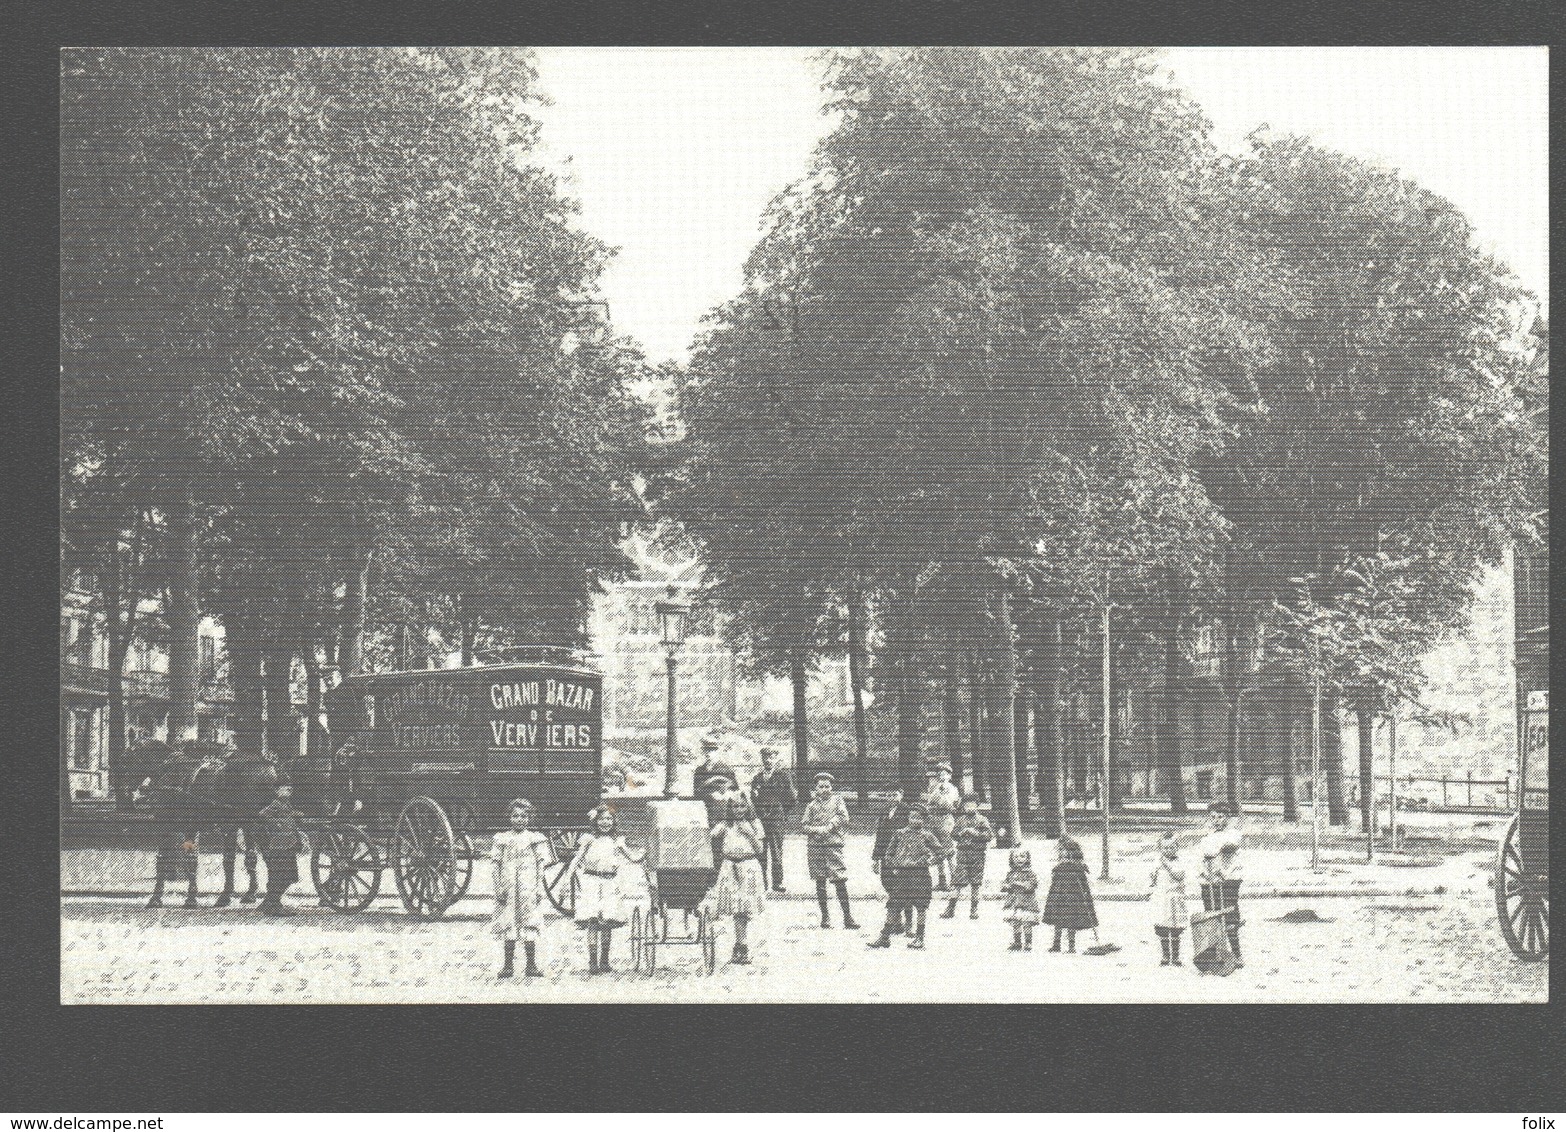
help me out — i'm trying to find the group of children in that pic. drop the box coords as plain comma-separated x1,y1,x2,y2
484,769,1245,978
868,784,1100,953
866,783,1245,966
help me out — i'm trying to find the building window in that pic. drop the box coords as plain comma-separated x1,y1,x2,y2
69,708,98,770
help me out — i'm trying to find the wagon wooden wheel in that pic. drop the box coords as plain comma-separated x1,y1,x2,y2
311,824,382,913
1496,815,1549,960
453,831,476,901
392,796,461,919
543,828,583,916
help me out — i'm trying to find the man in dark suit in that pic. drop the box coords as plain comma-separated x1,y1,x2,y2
750,746,797,892
691,735,737,824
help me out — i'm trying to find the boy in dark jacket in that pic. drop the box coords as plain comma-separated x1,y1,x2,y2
868,803,945,950
871,786,913,934
258,782,305,917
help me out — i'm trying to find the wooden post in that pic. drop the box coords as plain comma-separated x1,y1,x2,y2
1388,713,1398,852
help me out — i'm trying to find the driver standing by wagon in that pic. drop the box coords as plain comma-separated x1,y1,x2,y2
691,735,737,825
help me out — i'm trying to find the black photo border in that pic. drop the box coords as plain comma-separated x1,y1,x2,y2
6,0,1563,1113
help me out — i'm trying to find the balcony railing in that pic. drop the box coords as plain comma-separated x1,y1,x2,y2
62,661,109,696
124,669,170,700
60,662,232,706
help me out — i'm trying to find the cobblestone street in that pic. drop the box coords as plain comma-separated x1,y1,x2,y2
61,825,1546,1004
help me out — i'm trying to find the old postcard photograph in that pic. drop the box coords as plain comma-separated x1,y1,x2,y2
58,46,1547,1005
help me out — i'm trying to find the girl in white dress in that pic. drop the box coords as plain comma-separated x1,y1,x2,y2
566,805,644,974
703,794,767,965
491,798,552,979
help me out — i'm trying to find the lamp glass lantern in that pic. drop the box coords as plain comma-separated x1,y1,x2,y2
655,595,690,653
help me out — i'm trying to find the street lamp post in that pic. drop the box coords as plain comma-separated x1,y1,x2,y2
655,591,690,798
1100,601,1113,881
1311,648,1322,872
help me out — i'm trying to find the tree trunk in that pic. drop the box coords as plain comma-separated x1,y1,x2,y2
264,648,296,763
164,482,202,743
302,646,327,759
1032,617,1065,838
104,521,140,807
847,595,870,802
943,666,964,794
106,640,129,806
1323,695,1348,825
995,591,1023,849
790,645,810,783
1221,622,1244,815
967,653,988,802
1016,692,1032,810
894,621,923,796
1276,694,1300,823
1157,572,1189,814
1355,703,1375,833
338,548,371,676
460,618,476,667
226,614,265,761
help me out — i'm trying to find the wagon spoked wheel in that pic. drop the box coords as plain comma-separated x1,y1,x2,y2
393,796,460,919
640,906,660,975
543,829,584,917
453,832,476,901
698,910,717,974
311,825,382,913
1496,815,1549,960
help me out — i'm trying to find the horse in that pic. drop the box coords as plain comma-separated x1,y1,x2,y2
121,739,280,908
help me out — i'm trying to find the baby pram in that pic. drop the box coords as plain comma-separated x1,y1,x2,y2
629,799,718,975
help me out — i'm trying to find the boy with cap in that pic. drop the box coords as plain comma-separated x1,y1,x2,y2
258,782,305,916
868,802,945,949
870,785,913,934
1199,802,1245,966
943,795,994,920
801,772,858,929
922,762,961,890
750,746,797,892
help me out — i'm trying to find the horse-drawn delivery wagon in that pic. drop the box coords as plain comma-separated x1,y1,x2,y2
302,651,605,919
1496,528,1547,960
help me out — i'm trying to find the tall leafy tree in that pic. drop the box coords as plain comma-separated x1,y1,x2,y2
1212,133,1548,824
63,49,652,761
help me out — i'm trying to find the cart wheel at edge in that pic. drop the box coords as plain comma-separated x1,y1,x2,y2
629,906,644,968
311,824,381,913
1496,814,1549,960
392,796,460,919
